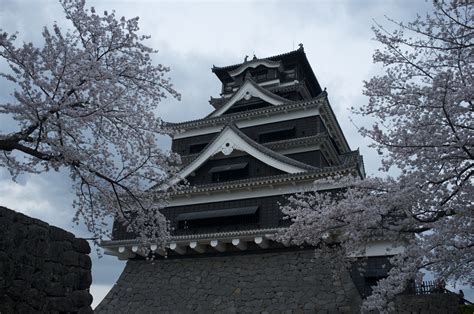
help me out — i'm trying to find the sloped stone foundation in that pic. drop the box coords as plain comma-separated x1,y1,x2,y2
96,249,362,313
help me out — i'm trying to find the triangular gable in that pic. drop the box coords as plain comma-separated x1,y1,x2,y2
228,59,282,77
209,79,290,117
172,125,314,184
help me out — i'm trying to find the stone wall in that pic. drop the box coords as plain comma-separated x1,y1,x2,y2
0,206,93,313
96,249,362,313
395,294,461,314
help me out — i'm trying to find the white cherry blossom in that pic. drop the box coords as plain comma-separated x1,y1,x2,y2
278,1,473,311
0,0,181,248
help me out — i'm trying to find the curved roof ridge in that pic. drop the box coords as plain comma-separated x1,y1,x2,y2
179,133,332,167
226,123,317,172
212,46,304,72
165,91,327,129
228,59,282,77
209,81,308,109
207,79,292,118
209,80,304,103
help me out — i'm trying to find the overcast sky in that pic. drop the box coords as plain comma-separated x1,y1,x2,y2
4,0,469,308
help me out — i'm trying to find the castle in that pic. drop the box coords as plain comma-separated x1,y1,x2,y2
96,47,394,313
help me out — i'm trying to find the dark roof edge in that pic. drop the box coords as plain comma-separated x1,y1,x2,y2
171,154,361,197
212,46,304,73
321,93,351,152
165,91,327,130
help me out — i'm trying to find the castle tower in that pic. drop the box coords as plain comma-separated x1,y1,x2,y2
97,47,371,313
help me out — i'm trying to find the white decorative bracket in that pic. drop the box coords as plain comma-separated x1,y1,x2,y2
254,236,269,249
232,238,247,250
210,240,226,252
189,241,206,253
170,242,186,255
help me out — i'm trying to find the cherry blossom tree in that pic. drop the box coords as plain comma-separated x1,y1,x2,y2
278,0,473,311
0,0,181,247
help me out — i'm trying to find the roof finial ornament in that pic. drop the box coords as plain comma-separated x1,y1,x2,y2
252,54,257,60
298,43,304,50
244,55,249,62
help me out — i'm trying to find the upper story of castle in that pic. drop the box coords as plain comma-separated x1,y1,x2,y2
165,46,364,190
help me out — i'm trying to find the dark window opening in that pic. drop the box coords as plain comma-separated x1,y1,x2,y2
253,70,268,82
224,101,272,115
189,142,208,154
223,80,235,93
279,91,303,101
282,65,297,81
209,163,248,182
177,206,259,229
259,127,296,143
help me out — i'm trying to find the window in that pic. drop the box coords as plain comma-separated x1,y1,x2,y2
177,206,259,229
283,65,297,81
209,162,248,182
258,127,296,143
254,70,267,82
224,100,272,114
224,81,235,93
189,142,208,154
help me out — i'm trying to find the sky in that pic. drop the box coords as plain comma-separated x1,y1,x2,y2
2,0,470,308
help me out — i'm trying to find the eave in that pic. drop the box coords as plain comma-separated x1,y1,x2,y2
180,133,341,168
166,92,326,131
167,91,351,154
169,160,359,199
101,228,286,259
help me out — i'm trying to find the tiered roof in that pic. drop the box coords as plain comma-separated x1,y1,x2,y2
103,47,365,260
211,45,322,96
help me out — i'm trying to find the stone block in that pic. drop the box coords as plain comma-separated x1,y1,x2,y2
0,293,16,313
63,250,81,266
71,290,93,308
77,270,93,289
47,241,71,263
78,254,92,269
72,238,91,254
49,225,74,241
45,282,67,297
45,296,70,312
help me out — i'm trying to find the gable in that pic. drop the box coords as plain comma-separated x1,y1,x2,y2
209,80,290,117
171,125,314,185
228,59,282,77
223,97,273,115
